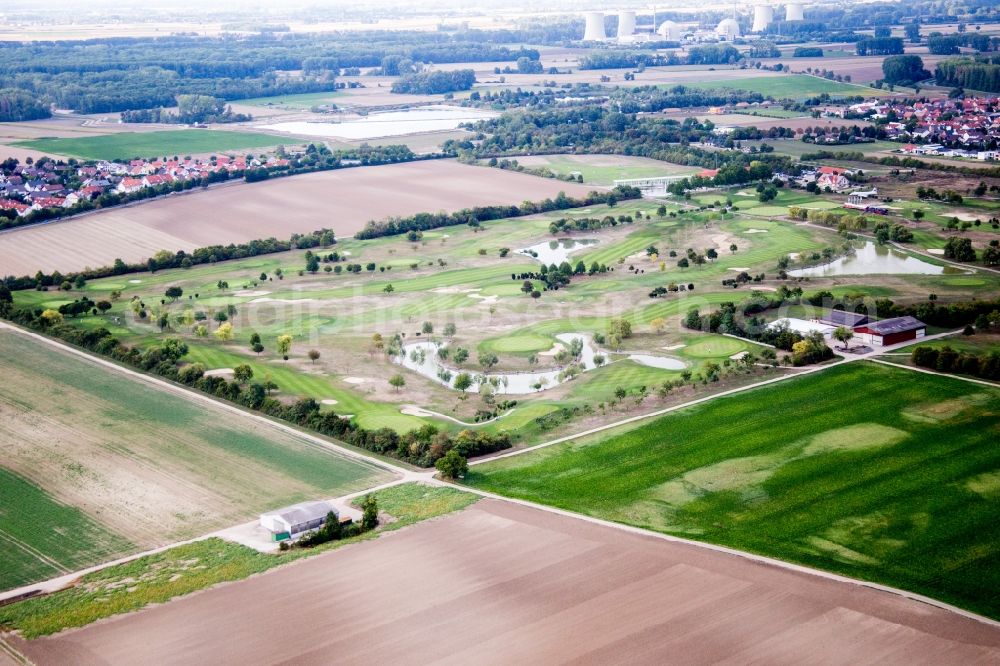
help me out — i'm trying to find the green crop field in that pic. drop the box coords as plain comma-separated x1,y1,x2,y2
0,327,390,591
467,362,1000,619
0,468,134,591
15,129,288,161
237,91,346,109
689,74,890,99
504,154,701,187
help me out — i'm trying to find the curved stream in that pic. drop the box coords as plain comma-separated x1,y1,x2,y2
394,333,685,395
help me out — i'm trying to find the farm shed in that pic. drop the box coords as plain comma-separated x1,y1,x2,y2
818,310,869,327
855,316,926,347
260,501,337,542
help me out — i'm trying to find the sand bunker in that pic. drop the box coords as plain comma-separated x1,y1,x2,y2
730,351,749,360
662,344,686,351
321,399,338,405
728,267,751,272
745,229,769,234
946,212,984,223
204,368,234,377
432,287,480,294
401,406,433,417
249,297,315,304
235,290,270,297
128,279,142,284
469,293,499,304
927,249,945,255
539,342,566,357
343,377,372,384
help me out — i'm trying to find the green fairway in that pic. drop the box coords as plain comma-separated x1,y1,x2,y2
15,129,287,160
689,74,889,99
480,333,554,354
466,362,1000,619
0,468,134,591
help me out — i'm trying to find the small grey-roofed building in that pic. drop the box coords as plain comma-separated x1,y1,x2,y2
855,316,927,346
260,501,337,541
819,310,869,327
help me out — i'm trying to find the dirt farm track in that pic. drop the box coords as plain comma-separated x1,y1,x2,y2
0,161,593,276
10,500,999,666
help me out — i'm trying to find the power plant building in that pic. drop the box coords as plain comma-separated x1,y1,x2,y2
656,20,682,41
716,18,741,41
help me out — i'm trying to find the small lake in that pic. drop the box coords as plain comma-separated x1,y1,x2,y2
260,105,497,140
395,333,685,395
787,242,958,278
517,239,599,265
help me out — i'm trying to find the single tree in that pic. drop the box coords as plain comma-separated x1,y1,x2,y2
214,322,234,341
233,364,254,384
389,374,406,391
435,449,468,479
165,286,183,300
308,349,321,364
833,326,853,349
276,334,292,359
453,372,473,393
360,494,379,531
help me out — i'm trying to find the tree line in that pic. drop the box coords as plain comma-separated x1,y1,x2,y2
391,70,476,94
935,57,1000,93
354,186,641,240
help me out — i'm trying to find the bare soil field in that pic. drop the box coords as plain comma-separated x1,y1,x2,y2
783,54,950,84
13,499,1000,665
0,326,389,561
0,160,593,276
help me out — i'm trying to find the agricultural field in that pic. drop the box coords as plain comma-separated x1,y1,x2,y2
237,91,346,110
466,362,1000,619
0,160,593,276
0,326,390,591
506,154,701,186
0,484,477,639
686,74,890,100
14,129,290,161
9,498,1000,665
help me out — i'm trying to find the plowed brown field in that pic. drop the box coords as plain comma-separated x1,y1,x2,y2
12,499,1000,665
0,161,593,276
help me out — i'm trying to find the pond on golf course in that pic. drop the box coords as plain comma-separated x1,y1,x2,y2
517,238,599,265
787,242,962,278
395,333,685,395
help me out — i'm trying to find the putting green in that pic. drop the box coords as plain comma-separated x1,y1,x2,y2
943,276,987,287
481,333,554,354
749,206,790,217
683,337,748,358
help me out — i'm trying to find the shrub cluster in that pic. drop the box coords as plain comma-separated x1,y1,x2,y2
911,345,1000,380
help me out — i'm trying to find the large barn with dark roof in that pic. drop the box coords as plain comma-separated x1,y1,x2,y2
855,316,927,347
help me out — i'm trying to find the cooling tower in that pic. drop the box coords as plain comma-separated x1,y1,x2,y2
583,12,606,40
786,2,805,21
657,20,682,41
752,5,774,33
617,11,637,38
